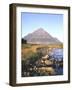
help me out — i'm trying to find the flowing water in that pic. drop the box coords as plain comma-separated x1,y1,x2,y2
48,48,63,75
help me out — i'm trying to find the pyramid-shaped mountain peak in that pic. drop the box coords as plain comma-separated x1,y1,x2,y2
23,28,62,44
33,28,48,35
34,28,46,32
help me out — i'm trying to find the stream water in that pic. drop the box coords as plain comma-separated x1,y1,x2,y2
48,48,63,75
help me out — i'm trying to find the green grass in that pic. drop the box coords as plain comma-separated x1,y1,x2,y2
22,44,32,48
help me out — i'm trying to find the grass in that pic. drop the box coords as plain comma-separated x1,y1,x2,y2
22,44,32,48
21,43,63,77
21,43,63,60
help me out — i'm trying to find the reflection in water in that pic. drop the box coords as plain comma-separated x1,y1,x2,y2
49,48,63,60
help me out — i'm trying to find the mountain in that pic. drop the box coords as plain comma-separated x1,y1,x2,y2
23,28,62,44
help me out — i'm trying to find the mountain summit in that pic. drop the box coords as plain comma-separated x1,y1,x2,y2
23,28,61,44
32,28,48,35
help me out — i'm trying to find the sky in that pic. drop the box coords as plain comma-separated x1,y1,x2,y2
21,12,63,42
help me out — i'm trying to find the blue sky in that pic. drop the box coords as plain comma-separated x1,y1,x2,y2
21,12,63,42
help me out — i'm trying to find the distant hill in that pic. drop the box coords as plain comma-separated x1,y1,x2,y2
23,28,62,44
